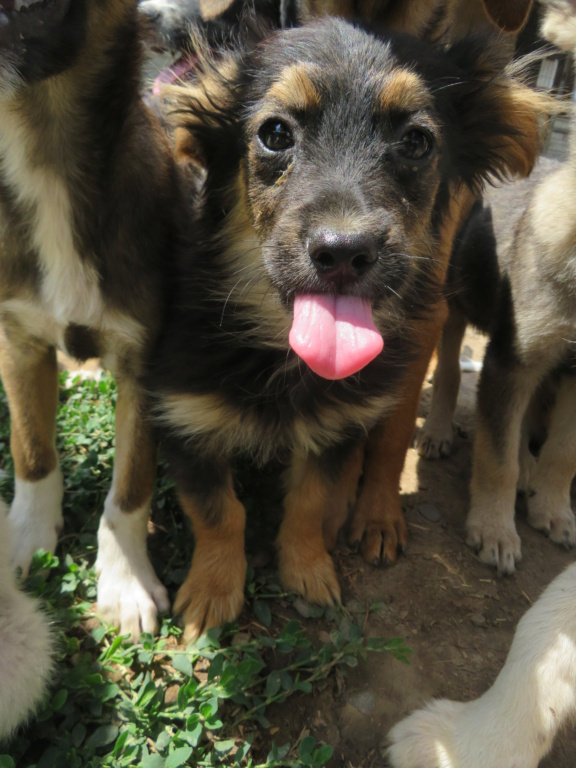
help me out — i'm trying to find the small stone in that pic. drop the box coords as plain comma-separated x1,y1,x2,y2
293,597,324,618
231,631,251,646
470,613,487,627
349,690,376,716
418,502,442,523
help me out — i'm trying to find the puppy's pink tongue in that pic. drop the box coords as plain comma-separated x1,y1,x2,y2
289,294,383,379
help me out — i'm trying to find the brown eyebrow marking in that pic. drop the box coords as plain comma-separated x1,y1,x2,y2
377,69,433,113
266,64,322,111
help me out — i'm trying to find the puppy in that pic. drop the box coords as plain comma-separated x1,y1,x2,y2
0,0,183,638
387,562,576,768
0,505,54,741
423,0,576,575
139,2,536,566
416,156,559,461
147,17,549,639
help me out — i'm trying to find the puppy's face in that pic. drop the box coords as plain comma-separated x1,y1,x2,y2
244,36,445,310
173,19,546,376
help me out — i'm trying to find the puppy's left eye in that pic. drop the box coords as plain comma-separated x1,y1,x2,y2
258,120,294,152
397,129,433,160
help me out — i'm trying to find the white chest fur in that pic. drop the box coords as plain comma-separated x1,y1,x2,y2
0,108,143,354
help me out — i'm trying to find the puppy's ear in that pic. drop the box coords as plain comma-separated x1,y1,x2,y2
444,38,559,187
164,45,244,172
482,0,532,32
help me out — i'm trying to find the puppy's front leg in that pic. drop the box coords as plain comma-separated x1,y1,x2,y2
387,563,576,768
0,329,63,574
526,374,576,547
96,374,169,640
171,453,247,643
466,349,546,574
349,317,443,565
277,443,364,604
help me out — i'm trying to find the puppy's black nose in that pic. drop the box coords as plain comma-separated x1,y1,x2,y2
308,230,378,281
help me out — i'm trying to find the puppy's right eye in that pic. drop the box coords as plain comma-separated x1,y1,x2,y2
258,120,294,152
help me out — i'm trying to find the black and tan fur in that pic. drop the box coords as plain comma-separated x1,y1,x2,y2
147,18,549,639
0,0,183,638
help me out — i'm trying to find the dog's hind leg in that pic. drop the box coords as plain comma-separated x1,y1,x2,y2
526,374,576,548
96,374,169,640
386,562,576,768
277,449,354,605
417,306,467,460
0,330,62,575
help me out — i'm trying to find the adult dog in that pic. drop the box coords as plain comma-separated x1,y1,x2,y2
0,0,183,638
147,17,549,639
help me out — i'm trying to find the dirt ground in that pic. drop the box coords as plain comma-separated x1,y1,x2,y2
271,328,576,768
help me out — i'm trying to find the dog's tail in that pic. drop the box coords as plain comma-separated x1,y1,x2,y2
0,506,55,742
540,0,576,52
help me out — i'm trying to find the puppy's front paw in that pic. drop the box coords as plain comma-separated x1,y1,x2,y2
387,699,465,768
466,514,521,575
279,546,341,605
527,493,576,549
97,566,170,641
348,490,407,565
387,693,544,768
96,512,170,640
416,422,454,460
175,546,247,643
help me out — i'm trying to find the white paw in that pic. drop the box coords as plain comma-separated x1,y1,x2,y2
96,498,169,640
387,693,543,768
527,493,576,549
7,469,64,575
387,699,466,768
416,423,454,460
466,514,521,575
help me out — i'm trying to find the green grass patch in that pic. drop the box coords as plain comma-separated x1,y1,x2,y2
0,372,410,767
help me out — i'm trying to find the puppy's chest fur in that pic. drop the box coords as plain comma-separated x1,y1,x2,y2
159,364,401,463
0,107,143,359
